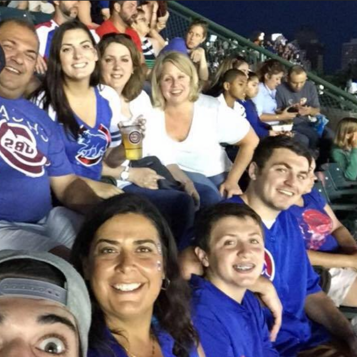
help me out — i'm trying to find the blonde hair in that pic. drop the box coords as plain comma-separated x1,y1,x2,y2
334,117,357,150
151,51,200,109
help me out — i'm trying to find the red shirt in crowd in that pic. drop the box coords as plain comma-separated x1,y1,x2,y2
96,20,142,52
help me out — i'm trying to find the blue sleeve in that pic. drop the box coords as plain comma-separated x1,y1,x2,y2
307,82,320,108
99,1,109,9
46,118,73,177
257,302,280,356
193,314,235,357
310,188,327,208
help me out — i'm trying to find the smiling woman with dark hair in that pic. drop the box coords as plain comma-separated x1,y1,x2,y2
71,193,205,357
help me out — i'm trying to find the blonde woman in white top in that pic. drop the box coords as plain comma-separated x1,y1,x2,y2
150,51,259,200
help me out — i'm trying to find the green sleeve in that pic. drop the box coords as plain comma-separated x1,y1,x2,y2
332,147,357,180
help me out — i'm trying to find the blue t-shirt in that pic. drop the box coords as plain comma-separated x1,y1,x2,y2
0,96,73,223
290,189,339,252
88,327,199,357
46,86,121,181
239,99,270,138
227,196,330,356
190,275,278,357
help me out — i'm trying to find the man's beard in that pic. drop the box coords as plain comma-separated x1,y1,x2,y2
120,11,134,26
62,6,78,19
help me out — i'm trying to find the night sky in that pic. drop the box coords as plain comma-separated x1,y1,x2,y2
179,1,357,74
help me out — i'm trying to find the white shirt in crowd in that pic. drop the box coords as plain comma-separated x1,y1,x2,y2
150,94,251,177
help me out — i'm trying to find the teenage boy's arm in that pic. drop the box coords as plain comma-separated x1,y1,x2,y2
249,276,282,343
305,291,357,357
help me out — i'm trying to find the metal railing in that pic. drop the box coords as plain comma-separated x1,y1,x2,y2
167,1,357,116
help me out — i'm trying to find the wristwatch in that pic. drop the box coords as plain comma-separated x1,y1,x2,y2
120,166,130,181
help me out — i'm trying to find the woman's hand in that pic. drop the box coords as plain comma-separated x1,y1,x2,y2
182,180,200,208
219,178,243,199
128,168,164,190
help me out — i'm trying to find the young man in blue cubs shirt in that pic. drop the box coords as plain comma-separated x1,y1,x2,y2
191,203,279,357
0,19,105,255
228,136,357,356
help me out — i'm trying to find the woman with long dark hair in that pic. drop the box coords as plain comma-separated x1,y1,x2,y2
71,193,205,357
34,19,124,199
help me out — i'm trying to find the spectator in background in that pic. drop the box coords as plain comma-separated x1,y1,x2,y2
252,60,300,139
150,51,259,200
276,65,321,152
240,71,274,139
290,158,357,308
77,1,101,29
36,0,96,74
96,0,142,53
0,250,91,357
205,54,250,96
132,8,165,61
8,0,55,13
139,1,169,35
331,117,357,181
217,68,247,119
185,19,209,82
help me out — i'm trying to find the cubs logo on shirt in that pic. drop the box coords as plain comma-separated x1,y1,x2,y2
262,248,275,281
75,124,111,167
0,119,48,177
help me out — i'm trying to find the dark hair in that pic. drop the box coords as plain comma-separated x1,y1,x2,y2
0,259,65,286
0,18,37,37
247,71,259,82
35,20,100,138
195,203,264,252
71,193,198,357
109,0,134,13
222,69,246,85
288,65,306,78
258,59,286,83
205,54,248,97
252,136,312,170
99,33,145,101
187,18,208,39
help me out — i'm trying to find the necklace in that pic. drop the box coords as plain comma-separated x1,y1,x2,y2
123,334,156,357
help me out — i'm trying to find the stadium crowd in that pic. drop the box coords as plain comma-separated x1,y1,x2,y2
1,1,357,357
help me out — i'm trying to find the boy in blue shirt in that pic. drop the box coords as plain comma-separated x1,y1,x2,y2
191,203,279,357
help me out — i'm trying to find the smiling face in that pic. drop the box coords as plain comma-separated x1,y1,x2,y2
0,22,39,99
196,216,264,303
159,62,191,107
84,213,165,324
101,42,133,94
265,71,284,90
186,25,206,50
59,28,98,83
251,148,310,213
0,297,79,357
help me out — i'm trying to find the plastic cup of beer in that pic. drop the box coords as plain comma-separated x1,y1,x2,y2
120,123,143,160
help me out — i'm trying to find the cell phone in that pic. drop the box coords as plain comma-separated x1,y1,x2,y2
287,107,299,113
